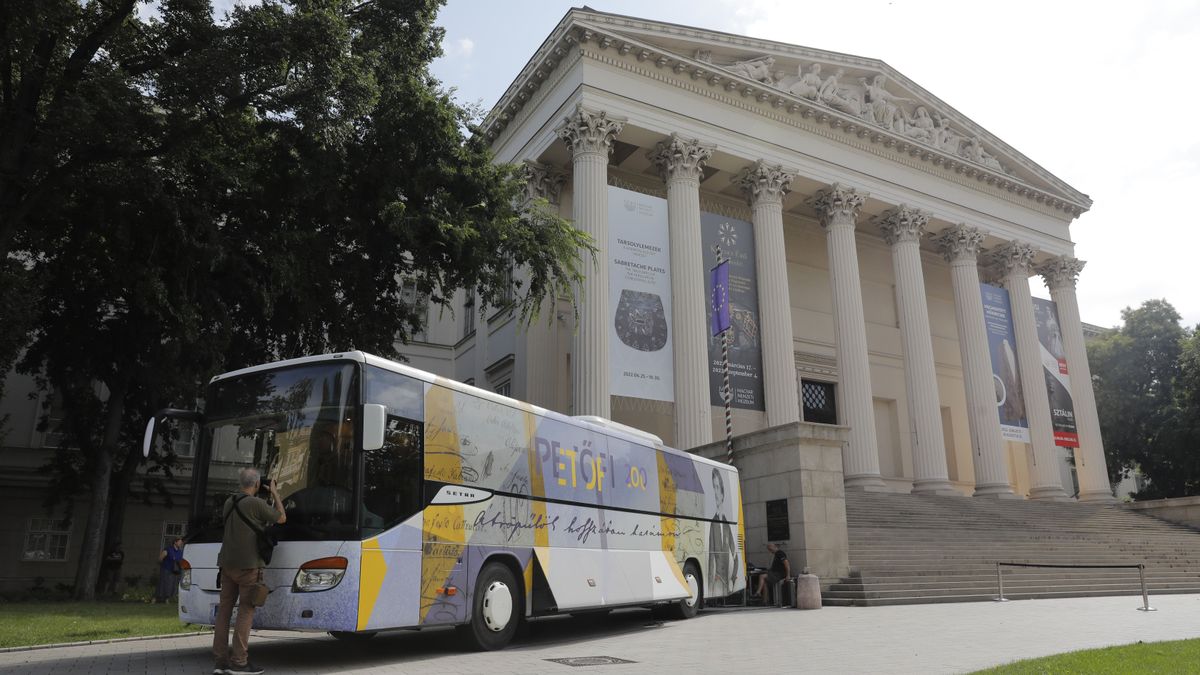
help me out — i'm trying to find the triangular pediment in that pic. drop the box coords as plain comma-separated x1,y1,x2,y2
483,8,1090,217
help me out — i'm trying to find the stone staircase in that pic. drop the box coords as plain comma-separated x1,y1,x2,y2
824,490,1200,606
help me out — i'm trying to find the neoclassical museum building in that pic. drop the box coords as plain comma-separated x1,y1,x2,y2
403,7,1113,515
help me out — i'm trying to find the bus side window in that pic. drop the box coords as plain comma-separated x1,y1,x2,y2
361,416,423,537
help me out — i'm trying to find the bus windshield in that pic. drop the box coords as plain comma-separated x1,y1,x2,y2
189,361,360,543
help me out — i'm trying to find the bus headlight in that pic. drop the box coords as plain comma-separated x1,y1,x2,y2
292,556,348,592
180,559,192,590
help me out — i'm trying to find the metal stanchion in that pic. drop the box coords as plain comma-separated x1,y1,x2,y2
1137,564,1157,612
993,563,1008,602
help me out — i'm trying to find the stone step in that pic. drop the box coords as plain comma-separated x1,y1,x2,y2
826,490,1200,607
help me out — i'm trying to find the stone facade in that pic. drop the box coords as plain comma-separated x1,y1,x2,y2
694,423,851,580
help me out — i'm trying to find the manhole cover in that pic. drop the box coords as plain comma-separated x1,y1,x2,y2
545,656,638,667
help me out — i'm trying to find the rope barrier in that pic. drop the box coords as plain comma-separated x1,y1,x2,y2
992,561,1155,611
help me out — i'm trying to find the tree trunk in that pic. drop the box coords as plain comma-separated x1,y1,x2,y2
71,380,127,600
101,443,142,585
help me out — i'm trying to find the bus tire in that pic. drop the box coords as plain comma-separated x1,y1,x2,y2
460,561,521,651
666,561,702,620
328,630,376,642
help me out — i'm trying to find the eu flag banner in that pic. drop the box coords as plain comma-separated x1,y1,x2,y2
710,260,730,336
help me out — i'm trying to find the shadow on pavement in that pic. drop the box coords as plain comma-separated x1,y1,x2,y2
0,608,735,674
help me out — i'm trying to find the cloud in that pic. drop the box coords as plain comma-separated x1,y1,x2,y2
448,37,475,59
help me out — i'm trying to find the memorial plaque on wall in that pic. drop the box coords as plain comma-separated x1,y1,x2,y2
701,212,764,411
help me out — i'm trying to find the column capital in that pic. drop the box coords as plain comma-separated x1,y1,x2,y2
934,224,986,263
648,134,713,183
1037,255,1086,290
555,105,625,158
523,160,567,205
736,160,794,206
986,241,1037,278
808,183,869,229
874,205,929,245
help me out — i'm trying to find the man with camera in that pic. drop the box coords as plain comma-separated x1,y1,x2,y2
213,467,286,675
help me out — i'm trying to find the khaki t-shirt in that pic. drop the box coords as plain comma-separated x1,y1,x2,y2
218,494,281,570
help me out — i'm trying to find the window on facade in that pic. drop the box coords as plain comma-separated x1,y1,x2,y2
765,499,790,542
40,393,68,449
23,518,71,561
462,293,476,339
161,521,186,548
498,261,515,308
173,423,196,458
400,279,429,342
494,380,512,397
801,380,837,425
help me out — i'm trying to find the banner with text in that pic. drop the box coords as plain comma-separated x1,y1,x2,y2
980,283,1031,442
608,187,674,402
1032,297,1079,448
702,213,764,411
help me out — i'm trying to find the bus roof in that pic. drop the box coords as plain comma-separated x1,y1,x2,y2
209,351,733,472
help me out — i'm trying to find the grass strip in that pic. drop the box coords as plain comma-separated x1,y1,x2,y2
0,602,201,648
972,638,1200,674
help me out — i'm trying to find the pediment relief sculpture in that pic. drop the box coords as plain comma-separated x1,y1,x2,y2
715,55,1009,174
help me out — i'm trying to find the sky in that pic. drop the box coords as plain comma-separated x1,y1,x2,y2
429,0,1200,330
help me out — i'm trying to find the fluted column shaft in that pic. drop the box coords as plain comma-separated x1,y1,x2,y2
877,207,954,495
810,185,885,490
522,162,566,409
990,243,1069,500
739,162,801,426
557,107,624,419
937,226,1014,497
650,136,713,450
1039,257,1115,502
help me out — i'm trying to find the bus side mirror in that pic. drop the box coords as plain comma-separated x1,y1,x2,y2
142,408,204,458
142,418,158,458
363,404,387,451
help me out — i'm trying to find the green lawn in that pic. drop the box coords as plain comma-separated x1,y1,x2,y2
0,602,204,649
973,639,1200,674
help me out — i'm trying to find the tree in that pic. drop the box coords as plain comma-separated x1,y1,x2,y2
1088,300,1198,499
5,0,591,599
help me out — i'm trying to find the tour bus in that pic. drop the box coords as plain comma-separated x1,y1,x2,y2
148,351,745,650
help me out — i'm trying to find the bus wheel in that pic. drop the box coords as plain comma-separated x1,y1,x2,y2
666,561,702,620
328,630,377,642
460,561,521,651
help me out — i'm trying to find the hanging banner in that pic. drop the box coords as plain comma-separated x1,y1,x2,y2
710,260,731,336
1032,297,1079,448
608,186,674,402
702,213,764,411
980,283,1030,442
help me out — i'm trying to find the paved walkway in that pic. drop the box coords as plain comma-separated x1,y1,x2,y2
2,594,1199,674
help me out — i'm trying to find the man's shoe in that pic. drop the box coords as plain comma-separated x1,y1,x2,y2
212,666,228,675
226,664,264,675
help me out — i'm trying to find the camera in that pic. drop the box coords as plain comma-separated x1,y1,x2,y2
257,476,273,498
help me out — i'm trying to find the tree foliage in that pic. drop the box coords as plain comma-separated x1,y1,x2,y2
1,0,590,599
1088,300,1200,499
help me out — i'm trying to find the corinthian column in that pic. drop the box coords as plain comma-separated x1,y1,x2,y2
876,206,955,495
649,135,714,450
522,161,567,409
987,242,1070,500
556,106,625,418
1037,257,1115,502
737,161,801,427
809,185,885,490
935,226,1015,497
